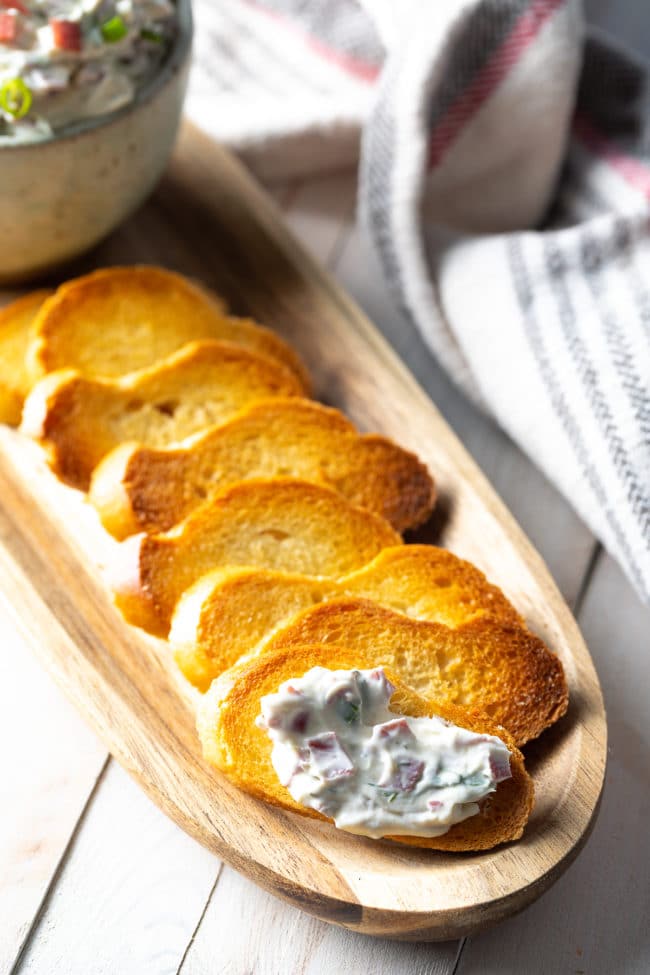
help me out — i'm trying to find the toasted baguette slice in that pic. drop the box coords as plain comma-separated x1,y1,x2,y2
198,643,534,851
27,266,309,390
88,398,435,540
21,340,306,490
110,479,402,636
170,546,523,691
258,598,568,745
0,290,53,425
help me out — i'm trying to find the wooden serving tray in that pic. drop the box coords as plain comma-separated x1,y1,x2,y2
0,123,606,941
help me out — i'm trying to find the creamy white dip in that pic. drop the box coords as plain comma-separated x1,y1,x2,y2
0,0,175,143
257,666,512,839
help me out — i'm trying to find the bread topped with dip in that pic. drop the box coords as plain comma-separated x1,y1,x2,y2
198,643,535,851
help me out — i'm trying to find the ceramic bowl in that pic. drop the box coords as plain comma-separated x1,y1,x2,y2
0,0,192,284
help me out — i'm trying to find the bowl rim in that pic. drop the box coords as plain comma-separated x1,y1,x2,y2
0,0,193,151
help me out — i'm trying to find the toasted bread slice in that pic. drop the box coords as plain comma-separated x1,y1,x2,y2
0,290,53,426
110,479,402,636
88,398,435,540
198,643,534,850
170,546,523,691
258,598,568,745
27,266,309,390
21,340,306,490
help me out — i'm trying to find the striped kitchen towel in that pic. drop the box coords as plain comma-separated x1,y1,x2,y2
187,0,650,605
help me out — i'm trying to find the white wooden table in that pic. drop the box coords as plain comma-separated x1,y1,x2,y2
3,4,650,972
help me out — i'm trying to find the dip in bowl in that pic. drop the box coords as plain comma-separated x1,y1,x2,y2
0,0,192,283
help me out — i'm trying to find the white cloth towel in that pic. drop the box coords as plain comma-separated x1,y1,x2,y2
186,0,650,605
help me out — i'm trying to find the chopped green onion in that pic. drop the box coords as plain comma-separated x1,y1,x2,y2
0,77,32,120
430,772,460,788
462,772,489,787
141,27,164,43
342,702,360,724
101,15,128,43
368,785,400,802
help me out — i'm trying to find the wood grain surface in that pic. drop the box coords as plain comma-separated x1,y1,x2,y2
0,123,607,941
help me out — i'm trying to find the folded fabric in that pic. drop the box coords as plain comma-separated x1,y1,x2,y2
187,0,650,605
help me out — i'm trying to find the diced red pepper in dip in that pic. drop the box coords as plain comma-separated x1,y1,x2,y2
0,11,18,42
490,752,511,783
391,757,425,792
50,18,81,51
378,717,414,741
289,710,309,733
307,732,354,780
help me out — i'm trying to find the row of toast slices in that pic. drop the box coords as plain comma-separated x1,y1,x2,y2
1,265,569,851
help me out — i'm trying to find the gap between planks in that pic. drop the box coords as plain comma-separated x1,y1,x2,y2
0,595,106,975
7,757,110,975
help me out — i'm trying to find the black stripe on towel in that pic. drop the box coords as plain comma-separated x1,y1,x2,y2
544,235,650,537
427,0,529,133
507,236,648,599
363,95,414,324
579,224,650,528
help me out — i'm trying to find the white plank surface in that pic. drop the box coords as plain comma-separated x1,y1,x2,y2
15,762,220,975
179,865,460,975
0,600,106,975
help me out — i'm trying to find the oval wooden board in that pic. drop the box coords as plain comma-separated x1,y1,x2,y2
0,122,606,941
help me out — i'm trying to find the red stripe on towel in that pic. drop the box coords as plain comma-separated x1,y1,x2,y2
303,34,380,82
243,0,380,83
428,0,566,169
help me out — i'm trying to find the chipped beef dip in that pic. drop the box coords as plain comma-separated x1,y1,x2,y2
0,0,175,143
257,666,512,839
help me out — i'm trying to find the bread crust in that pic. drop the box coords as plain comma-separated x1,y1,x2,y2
198,643,535,851
260,598,568,745
170,546,524,692
88,398,435,539
27,265,310,391
110,479,402,635
21,340,306,490
0,290,54,426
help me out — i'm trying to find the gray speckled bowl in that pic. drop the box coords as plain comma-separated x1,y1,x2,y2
0,0,192,284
